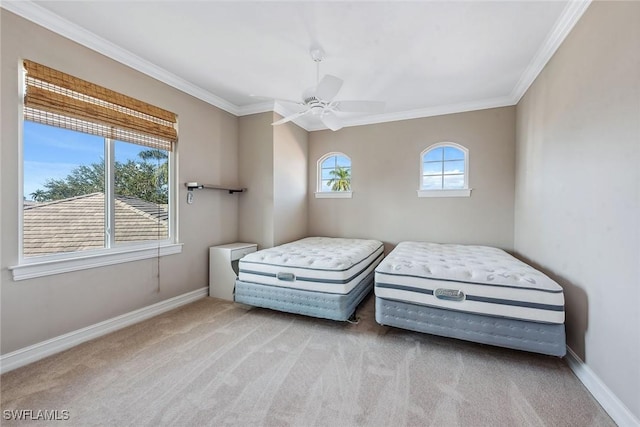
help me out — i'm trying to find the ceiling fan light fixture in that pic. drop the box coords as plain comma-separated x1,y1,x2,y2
265,46,385,131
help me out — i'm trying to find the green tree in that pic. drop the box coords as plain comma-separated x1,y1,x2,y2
42,162,105,200
30,189,49,202
32,149,168,204
327,167,351,191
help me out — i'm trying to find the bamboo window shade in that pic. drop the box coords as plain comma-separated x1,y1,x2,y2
23,60,177,151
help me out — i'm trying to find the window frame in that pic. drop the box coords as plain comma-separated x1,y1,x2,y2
10,61,181,281
418,142,472,198
315,151,353,199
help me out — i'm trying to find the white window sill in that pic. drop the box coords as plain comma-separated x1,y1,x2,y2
9,243,183,281
418,189,472,198
315,191,353,199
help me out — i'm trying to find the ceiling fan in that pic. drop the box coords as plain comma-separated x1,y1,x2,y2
265,48,385,131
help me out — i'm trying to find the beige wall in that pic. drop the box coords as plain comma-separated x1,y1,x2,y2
238,113,308,249
514,1,640,419
0,10,239,354
238,113,275,249
308,107,516,251
273,118,309,245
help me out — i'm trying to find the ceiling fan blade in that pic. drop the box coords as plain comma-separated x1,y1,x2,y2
320,111,344,131
272,109,310,126
334,100,385,114
315,75,343,101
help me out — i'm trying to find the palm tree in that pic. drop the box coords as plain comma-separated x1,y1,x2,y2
30,189,48,202
327,167,351,191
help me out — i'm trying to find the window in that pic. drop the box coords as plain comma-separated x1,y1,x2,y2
13,60,180,280
418,142,471,197
316,152,352,198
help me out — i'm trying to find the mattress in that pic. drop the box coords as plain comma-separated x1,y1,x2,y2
238,237,384,295
375,242,565,324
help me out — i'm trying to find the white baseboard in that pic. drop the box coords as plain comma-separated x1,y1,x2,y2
566,346,640,427
0,287,208,374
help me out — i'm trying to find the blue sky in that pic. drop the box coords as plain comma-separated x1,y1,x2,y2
23,121,150,200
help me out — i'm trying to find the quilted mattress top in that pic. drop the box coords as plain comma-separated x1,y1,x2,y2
240,237,383,271
376,241,562,292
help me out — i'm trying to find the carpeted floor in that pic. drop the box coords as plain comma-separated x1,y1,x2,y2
1,295,613,426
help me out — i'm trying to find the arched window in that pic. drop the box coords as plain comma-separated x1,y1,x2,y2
419,142,471,197
316,152,352,198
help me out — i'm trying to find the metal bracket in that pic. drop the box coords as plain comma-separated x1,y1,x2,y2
185,182,246,194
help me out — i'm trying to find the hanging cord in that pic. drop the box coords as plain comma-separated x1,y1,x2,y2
155,154,161,293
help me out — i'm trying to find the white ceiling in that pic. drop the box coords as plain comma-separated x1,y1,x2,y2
4,1,590,131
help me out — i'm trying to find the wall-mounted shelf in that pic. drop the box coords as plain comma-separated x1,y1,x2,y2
185,182,246,194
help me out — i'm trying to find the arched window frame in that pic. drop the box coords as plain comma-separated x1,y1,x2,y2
316,152,353,199
418,142,472,198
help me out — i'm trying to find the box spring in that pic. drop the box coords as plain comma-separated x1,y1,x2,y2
235,271,374,321
375,297,566,357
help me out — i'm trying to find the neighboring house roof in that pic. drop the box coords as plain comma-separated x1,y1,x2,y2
23,192,168,257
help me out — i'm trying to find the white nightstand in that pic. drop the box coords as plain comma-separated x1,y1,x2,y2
209,242,257,301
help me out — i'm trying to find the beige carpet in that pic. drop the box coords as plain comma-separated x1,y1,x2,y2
1,295,613,426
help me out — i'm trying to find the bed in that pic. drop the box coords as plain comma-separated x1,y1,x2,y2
374,242,566,356
235,237,384,321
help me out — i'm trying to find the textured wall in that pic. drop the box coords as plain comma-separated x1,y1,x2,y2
0,10,239,354
514,2,640,419
308,107,516,252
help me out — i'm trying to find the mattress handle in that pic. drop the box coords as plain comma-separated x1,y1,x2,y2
434,288,465,302
277,272,296,282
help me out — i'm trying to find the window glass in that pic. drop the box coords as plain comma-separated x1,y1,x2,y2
444,146,464,160
443,160,465,174
443,175,465,189
23,121,105,257
23,122,172,259
321,168,335,180
423,161,443,175
319,153,351,192
424,147,443,162
113,142,169,243
336,155,351,167
420,144,468,191
422,175,442,190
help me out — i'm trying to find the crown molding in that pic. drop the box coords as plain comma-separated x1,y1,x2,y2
1,0,239,116
305,96,515,132
236,101,275,117
510,0,591,103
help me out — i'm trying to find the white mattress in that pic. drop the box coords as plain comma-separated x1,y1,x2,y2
374,242,565,324
238,237,384,294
